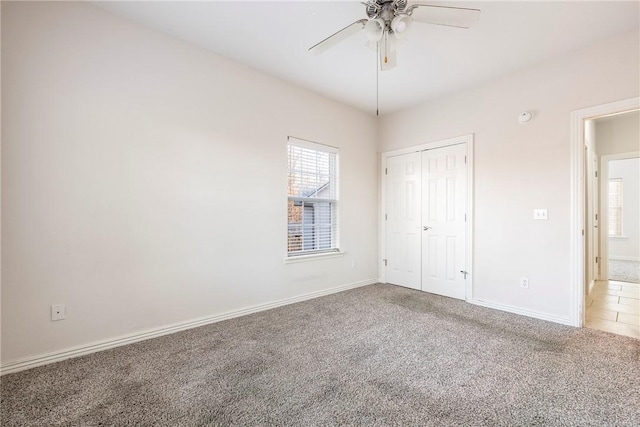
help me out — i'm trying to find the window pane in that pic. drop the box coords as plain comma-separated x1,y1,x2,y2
288,144,337,199
287,138,338,256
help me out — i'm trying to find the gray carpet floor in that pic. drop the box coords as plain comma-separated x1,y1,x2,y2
1,284,639,426
609,259,640,284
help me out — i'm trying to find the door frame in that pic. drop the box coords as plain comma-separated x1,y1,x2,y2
379,134,474,302
600,151,640,281
569,97,639,327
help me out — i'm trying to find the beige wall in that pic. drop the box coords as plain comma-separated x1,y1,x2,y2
1,2,378,364
2,1,639,367
596,111,640,156
379,30,640,321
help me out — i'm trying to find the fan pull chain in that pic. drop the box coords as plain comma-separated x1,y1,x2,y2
376,42,379,116
383,32,389,64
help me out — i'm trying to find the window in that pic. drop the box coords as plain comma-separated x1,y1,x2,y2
608,178,623,237
287,137,338,257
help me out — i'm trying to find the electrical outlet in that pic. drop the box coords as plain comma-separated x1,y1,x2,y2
51,304,65,321
520,277,529,289
351,261,357,269
533,209,548,220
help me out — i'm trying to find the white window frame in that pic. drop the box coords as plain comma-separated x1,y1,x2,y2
285,137,341,261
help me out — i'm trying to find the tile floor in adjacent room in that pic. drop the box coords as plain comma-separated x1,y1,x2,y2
586,280,640,339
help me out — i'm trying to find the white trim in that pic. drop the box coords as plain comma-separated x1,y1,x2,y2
283,250,346,264
287,136,338,153
465,137,474,302
383,134,470,158
471,299,574,326
609,256,640,262
379,134,474,300
570,97,640,328
602,152,640,161
0,278,376,376
379,151,386,283
601,155,610,280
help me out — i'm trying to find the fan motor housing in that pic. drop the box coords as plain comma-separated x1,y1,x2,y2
367,0,405,19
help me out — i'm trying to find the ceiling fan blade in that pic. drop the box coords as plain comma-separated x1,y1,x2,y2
408,4,480,29
308,19,368,55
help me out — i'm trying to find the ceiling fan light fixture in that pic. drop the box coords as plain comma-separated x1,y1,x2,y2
308,1,481,73
364,18,385,42
391,14,412,37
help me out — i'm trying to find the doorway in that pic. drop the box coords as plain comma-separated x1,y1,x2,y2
600,151,640,284
571,99,640,338
381,135,473,301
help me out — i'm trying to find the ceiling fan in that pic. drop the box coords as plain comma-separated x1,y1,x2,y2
309,0,481,71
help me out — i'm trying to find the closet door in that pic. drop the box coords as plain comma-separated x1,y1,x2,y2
421,144,467,300
385,152,422,290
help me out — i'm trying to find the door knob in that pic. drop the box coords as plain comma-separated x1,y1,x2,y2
423,226,432,231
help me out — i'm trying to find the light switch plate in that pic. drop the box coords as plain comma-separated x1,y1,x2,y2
533,209,548,220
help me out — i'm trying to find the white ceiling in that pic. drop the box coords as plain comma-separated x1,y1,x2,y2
95,1,640,116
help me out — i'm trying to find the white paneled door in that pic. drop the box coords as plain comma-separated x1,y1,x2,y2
385,152,422,290
385,143,468,299
421,144,467,299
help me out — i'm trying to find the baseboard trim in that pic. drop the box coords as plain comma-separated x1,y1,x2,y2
609,256,640,262
1,279,377,376
471,299,574,327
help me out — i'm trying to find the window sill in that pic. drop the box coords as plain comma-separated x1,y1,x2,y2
283,251,345,264
609,235,628,240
